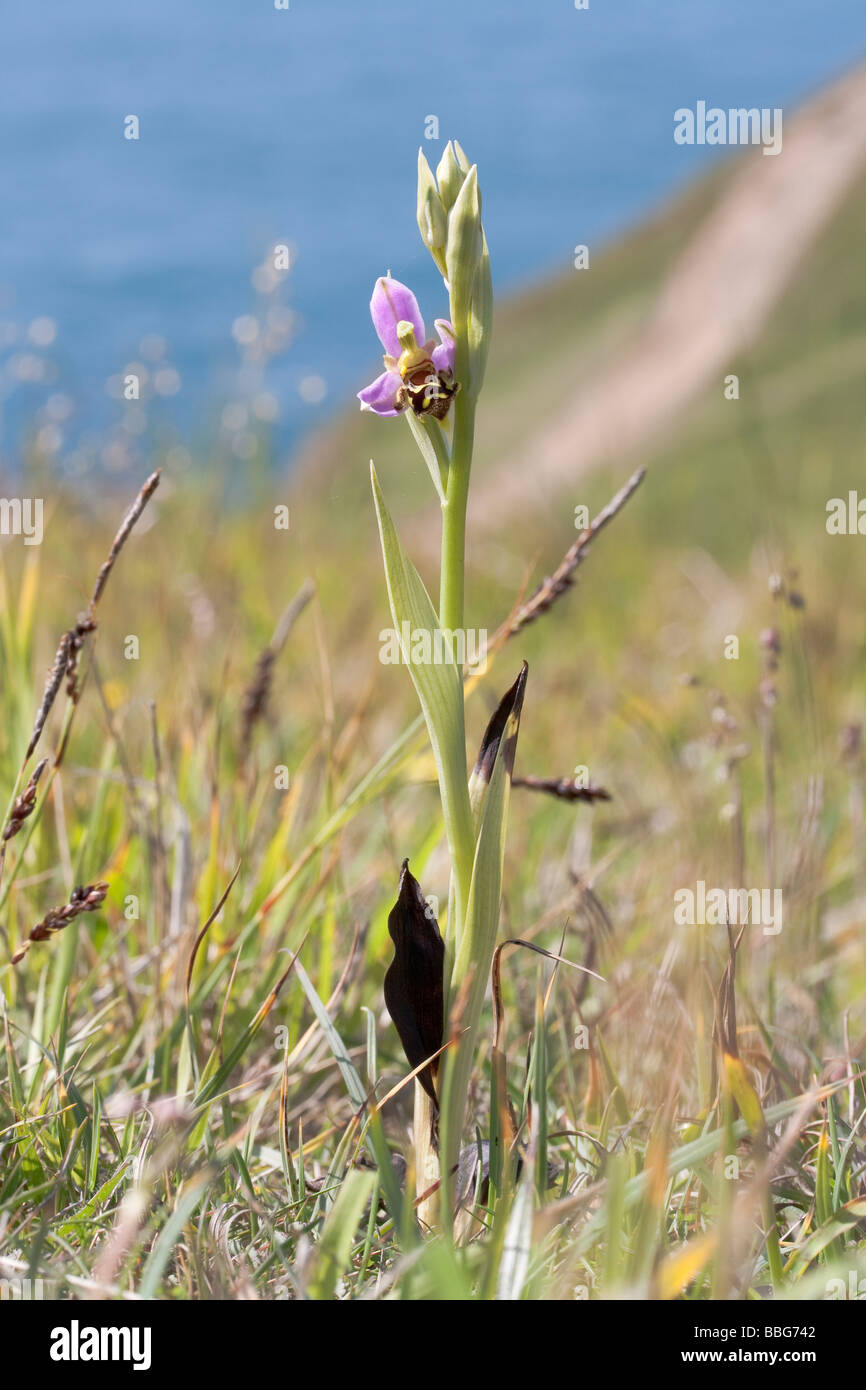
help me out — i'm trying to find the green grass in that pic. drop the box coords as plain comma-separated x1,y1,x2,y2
1,154,866,1301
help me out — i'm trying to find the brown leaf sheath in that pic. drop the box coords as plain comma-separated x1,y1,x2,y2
383,860,445,1105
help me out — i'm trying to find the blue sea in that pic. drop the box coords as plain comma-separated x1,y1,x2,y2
1,0,864,473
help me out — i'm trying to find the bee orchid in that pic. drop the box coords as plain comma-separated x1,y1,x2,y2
358,275,457,419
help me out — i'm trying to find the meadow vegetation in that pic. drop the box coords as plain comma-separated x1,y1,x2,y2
1,153,865,1301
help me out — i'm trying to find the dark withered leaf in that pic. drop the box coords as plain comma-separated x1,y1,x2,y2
383,860,444,1105
470,662,528,804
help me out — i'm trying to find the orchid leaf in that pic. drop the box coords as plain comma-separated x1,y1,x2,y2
468,662,527,825
404,411,448,504
443,665,527,1173
370,463,474,908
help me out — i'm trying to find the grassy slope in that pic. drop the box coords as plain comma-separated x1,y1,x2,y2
1,150,865,1300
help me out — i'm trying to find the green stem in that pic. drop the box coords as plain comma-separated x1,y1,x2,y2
433,391,477,1232
439,396,475,636
437,391,476,967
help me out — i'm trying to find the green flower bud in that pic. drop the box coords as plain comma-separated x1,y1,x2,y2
452,140,472,175
445,166,483,381
417,149,448,277
436,141,468,213
468,231,493,394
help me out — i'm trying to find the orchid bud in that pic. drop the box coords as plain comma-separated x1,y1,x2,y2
436,141,468,212
468,231,493,393
445,166,483,383
452,140,472,175
417,150,448,277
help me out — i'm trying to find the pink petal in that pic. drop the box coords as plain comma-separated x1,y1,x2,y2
357,368,403,417
432,319,456,376
370,276,426,358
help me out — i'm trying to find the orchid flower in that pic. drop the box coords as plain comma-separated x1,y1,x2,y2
358,275,457,420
